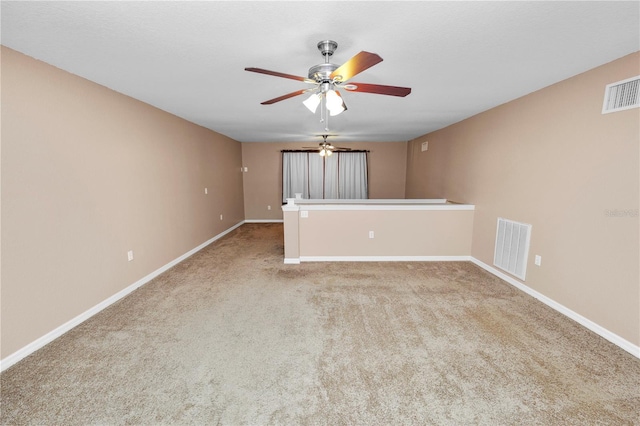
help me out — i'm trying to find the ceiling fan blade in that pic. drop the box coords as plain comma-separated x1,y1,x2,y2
301,146,351,151
330,51,383,82
260,89,310,105
343,82,411,97
245,67,315,83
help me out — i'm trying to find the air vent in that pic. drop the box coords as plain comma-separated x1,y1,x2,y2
494,218,532,281
602,75,640,114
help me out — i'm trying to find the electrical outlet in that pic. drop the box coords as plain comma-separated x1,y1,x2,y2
127,250,134,262
204,188,208,194
220,214,223,220
534,255,542,266
369,231,375,239
243,167,248,172
421,141,428,151
300,211,308,218
267,205,271,210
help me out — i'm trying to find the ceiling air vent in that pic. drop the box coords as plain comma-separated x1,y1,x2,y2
602,75,640,114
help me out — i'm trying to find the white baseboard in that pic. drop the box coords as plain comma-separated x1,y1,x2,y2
298,255,471,262
5,241,636,371
244,219,284,223
470,257,640,359
283,258,301,264
0,221,245,372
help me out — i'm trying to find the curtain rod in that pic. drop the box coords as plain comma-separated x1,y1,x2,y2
281,150,370,153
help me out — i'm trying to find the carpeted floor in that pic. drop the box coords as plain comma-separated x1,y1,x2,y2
1,223,639,425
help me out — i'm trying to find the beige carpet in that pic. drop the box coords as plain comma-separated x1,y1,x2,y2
1,223,639,425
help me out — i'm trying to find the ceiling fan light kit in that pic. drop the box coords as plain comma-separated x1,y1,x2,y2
319,147,333,157
303,135,352,157
245,40,411,131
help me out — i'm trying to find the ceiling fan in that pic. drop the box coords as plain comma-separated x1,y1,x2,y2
245,40,411,128
303,135,351,157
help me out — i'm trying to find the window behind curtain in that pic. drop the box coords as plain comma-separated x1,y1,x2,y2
282,151,368,203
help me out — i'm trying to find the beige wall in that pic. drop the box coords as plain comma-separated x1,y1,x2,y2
1,47,245,358
297,209,474,258
242,141,407,220
405,52,640,345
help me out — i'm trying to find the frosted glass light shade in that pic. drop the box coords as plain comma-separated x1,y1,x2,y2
303,93,321,113
329,103,345,116
325,90,341,110
326,90,346,116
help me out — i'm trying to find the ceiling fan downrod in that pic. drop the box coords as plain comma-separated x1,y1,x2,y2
308,40,340,82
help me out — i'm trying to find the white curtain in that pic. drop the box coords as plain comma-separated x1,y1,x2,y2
338,152,368,199
308,154,324,199
324,154,339,199
282,151,368,202
282,152,309,202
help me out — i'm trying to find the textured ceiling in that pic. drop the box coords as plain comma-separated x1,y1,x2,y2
2,1,639,143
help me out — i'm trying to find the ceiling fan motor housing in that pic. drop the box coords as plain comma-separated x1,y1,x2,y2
309,40,340,82
308,63,339,82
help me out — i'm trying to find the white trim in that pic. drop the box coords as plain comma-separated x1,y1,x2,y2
0,221,245,372
282,199,474,212
470,257,640,359
6,237,635,371
299,255,471,262
295,198,448,204
244,219,284,223
300,204,474,211
281,203,300,212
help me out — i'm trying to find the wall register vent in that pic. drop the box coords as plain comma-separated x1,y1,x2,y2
602,75,640,114
494,218,532,281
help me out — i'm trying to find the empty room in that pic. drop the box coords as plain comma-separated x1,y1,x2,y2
1,1,639,424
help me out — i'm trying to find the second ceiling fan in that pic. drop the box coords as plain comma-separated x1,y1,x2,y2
245,40,411,121
303,135,352,157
